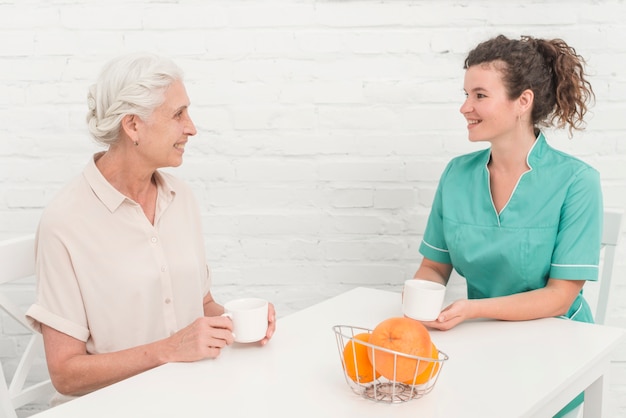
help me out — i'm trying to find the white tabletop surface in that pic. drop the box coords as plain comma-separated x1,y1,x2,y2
33,287,625,418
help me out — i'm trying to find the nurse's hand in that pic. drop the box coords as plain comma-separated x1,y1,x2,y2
421,299,471,331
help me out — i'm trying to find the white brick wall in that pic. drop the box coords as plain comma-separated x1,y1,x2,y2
1,0,625,415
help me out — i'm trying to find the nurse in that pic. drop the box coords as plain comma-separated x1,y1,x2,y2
414,33,600,418
414,34,600,418
415,34,601,330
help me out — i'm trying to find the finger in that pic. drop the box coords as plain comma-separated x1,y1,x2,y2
267,305,277,332
267,308,276,330
264,322,275,342
204,346,223,359
207,337,228,349
259,327,275,346
206,329,235,347
206,315,234,331
258,306,277,346
438,307,462,322
420,320,441,329
268,303,276,323
420,321,447,331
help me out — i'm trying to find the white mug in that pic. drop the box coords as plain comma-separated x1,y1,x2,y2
223,298,269,343
402,279,446,321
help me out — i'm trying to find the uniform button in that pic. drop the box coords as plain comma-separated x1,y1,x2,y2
151,236,158,243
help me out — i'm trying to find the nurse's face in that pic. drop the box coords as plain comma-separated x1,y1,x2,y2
459,62,519,143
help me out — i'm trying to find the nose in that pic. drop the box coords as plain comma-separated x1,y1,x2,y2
185,115,197,137
459,98,472,115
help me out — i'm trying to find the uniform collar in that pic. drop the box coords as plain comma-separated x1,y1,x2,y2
526,131,548,169
483,130,547,169
83,152,176,213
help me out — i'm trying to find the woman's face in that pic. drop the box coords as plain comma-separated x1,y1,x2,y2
459,63,519,143
136,79,197,169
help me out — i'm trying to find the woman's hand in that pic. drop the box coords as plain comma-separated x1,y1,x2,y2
165,315,234,362
260,302,277,345
421,299,473,331
421,278,585,331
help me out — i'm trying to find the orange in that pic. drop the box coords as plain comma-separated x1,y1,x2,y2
367,317,432,382
402,342,440,385
342,332,380,383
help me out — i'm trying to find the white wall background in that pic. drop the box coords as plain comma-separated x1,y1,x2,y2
1,0,625,416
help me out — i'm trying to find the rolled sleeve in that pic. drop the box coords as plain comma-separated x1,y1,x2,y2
27,304,90,341
419,239,451,264
419,162,452,264
26,223,91,341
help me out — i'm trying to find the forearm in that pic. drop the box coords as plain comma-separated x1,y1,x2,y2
468,279,584,321
203,291,224,317
414,258,453,286
43,315,234,396
45,334,169,396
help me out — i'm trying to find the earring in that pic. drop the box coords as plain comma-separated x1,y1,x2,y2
134,141,139,146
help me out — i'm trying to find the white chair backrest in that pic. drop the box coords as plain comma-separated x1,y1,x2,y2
592,208,623,325
0,235,55,418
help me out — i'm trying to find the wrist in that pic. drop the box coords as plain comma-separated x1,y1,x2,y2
204,301,224,317
152,337,174,365
466,299,479,320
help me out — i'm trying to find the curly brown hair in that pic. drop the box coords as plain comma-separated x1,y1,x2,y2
464,35,595,136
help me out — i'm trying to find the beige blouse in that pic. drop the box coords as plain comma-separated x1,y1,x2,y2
27,153,211,355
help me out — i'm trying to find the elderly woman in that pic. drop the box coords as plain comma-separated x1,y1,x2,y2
26,53,276,398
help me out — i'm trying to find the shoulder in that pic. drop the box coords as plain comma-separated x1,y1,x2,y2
443,147,490,177
532,140,601,205
541,142,600,181
547,149,600,189
39,174,90,231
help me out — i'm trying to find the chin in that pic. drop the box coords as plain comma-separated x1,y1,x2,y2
166,157,184,168
467,132,489,143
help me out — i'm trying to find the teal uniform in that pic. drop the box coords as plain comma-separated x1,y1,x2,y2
419,132,603,416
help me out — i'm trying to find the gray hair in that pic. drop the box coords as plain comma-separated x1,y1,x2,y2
86,53,184,146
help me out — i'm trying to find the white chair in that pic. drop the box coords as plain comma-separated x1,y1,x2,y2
564,209,625,418
0,235,55,418
589,208,623,325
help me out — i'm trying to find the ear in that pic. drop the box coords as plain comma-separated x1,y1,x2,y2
517,89,534,114
121,114,140,143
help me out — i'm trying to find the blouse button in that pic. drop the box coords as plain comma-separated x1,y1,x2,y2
165,298,171,304
151,236,158,243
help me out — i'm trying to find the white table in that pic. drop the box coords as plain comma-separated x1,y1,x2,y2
33,287,624,418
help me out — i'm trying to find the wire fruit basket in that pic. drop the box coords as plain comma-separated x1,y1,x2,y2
333,324,448,403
